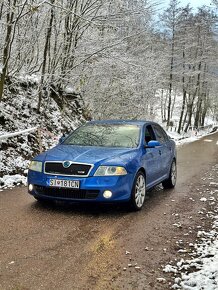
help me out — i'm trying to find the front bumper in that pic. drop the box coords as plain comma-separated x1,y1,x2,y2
28,170,134,203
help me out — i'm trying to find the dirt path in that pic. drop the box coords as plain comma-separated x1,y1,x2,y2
0,132,217,290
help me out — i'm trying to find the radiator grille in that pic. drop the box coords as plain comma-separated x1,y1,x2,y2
34,185,99,199
44,162,92,176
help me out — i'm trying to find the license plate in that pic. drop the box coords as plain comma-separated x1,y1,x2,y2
49,179,80,189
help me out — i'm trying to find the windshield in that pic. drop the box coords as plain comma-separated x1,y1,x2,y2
63,123,140,148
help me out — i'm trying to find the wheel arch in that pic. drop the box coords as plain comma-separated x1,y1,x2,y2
173,157,177,163
136,167,146,182
168,157,176,178
131,167,147,190
138,167,146,175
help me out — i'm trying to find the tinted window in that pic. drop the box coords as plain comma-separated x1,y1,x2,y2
145,125,156,144
153,125,169,144
63,124,140,148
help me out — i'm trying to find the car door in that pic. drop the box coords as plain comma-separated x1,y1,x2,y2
152,124,172,180
142,124,163,188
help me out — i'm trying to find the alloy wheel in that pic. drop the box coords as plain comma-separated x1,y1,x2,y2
134,174,146,208
171,161,177,186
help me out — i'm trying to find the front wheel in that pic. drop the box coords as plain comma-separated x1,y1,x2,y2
162,160,177,189
130,171,146,211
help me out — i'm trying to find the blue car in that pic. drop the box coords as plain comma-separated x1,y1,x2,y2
28,120,177,210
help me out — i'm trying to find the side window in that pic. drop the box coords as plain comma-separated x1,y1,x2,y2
145,125,156,144
153,125,169,144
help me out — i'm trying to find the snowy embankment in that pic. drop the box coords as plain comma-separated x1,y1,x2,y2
0,125,59,190
0,79,86,188
167,127,215,146
0,174,27,192
163,165,218,290
0,127,37,191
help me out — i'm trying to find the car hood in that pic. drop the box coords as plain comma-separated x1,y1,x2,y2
36,145,138,166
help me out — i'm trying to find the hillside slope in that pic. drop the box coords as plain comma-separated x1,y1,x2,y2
0,80,86,181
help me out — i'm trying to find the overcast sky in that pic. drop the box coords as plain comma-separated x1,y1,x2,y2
179,0,212,9
161,0,213,10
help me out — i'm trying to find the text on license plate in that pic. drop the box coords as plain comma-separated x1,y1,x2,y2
49,179,80,188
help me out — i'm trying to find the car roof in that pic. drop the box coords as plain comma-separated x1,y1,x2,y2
87,120,158,126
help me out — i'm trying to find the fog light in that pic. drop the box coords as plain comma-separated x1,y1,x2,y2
29,184,33,191
103,190,112,199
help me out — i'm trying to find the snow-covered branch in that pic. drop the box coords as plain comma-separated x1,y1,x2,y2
0,127,38,140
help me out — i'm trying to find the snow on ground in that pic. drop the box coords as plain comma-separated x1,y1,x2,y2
167,127,216,146
163,164,218,290
0,174,27,191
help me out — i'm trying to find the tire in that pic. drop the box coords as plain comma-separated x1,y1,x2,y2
162,160,177,189
130,171,146,211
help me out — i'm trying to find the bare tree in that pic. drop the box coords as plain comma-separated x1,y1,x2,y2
37,0,55,113
160,0,181,127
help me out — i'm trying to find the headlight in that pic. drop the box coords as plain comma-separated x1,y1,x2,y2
94,166,127,176
29,161,43,172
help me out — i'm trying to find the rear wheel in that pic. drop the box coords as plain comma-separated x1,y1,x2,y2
130,171,146,211
162,160,177,189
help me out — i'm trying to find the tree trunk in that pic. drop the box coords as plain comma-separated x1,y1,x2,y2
178,90,186,134
0,2,4,20
161,89,164,121
184,58,202,132
201,89,209,127
182,110,187,130
194,96,203,128
0,2,15,101
0,0,28,101
184,102,194,132
194,63,207,128
167,62,173,126
170,89,176,120
163,92,168,121
178,46,186,134
167,9,176,127
201,107,207,127
37,0,55,113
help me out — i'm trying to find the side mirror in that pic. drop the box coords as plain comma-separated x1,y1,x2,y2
59,134,68,144
146,140,161,148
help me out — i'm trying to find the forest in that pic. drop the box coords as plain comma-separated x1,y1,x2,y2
0,0,218,134
1,3,218,288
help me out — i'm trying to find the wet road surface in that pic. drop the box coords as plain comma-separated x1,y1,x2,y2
0,132,218,290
